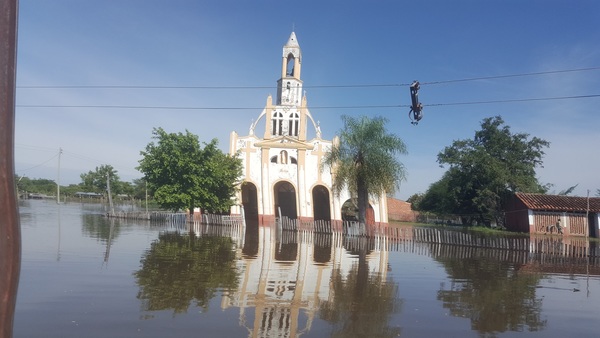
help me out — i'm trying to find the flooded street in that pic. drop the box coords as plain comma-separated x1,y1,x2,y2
14,200,600,337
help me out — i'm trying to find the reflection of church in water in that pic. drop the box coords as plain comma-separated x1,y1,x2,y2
220,226,390,337
229,32,388,225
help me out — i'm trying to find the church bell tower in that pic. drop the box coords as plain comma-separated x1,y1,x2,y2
277,32,302,106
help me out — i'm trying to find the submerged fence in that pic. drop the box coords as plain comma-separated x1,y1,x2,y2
109,211,599,260
108,210,245,227
274,218,600,259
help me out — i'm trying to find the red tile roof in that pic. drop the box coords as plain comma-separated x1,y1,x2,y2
515,193,600,213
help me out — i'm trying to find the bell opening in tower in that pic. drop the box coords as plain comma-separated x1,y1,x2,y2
286,54,295,77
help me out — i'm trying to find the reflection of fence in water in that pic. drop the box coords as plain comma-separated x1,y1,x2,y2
142,213,246,247
109,211,190,224
188,221,245,247
429,243,531,264
276,221,600,260
111,211,244,227
528,236,600,266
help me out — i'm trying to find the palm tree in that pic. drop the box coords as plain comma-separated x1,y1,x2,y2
322,115,408,225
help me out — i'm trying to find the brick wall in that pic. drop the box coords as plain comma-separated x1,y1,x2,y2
387,197,417,222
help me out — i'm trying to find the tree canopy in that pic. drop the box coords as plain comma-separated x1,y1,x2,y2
322,115,407,224
420,116,549,226
80,164,121,195
16,176,57,196
137,127,242,214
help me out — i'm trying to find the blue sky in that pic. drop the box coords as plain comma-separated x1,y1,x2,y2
15,0,600,199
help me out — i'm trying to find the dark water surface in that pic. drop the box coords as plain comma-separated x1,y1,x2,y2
14,200,600,337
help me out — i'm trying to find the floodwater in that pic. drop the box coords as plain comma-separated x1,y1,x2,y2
13,199,600,337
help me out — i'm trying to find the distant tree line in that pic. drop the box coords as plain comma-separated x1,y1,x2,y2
16,168,148,201
18,128,243,216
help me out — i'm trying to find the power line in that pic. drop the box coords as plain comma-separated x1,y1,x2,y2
15,94,600,111
15,143,59,152
420,67,600,85
16,145,134,181
17,143,115,171
61,149,106,166
16,152,59,173
15,67,600,90
426,94,600,107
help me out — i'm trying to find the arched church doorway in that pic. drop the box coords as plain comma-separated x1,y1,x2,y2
341,198,375,224
241,182,259,256
274,181,297,219
312,185,331,221
241,182,259,226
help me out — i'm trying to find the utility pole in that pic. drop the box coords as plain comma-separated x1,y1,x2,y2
586,189,590,240
145,180,148,214
106,172,115,217
57,147,62,203
0,1,20,337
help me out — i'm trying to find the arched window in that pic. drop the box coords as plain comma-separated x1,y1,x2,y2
270,155,278,163
286,53,295,76
280,150,288,164
288,112,299,137
272,111,284,136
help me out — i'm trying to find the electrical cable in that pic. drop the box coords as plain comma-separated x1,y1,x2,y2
61,149,106,166
426,94,600,107
16,152,59,173
420,67,600,86
15,94,600,111
16,66,600,90
15,143,59,152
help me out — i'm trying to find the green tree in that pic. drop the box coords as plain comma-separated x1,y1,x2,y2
80,164,121,195
61,183,83,197
199,141,244,213
130,178,149,200
422,116,549,226
406,192,424,211
119,181,134,198
15,176,57,196
419,170,460,216
322,115,407,225
137,127,242,214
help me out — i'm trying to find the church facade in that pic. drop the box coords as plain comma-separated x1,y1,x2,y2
229,32,388,225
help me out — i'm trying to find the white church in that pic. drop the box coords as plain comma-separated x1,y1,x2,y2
229,32,388,226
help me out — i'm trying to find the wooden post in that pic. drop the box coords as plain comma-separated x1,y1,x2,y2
106,173,115,217
586,190,590,240
0,0,20,337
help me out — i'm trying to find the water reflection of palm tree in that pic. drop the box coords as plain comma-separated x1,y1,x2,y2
320,237,402,337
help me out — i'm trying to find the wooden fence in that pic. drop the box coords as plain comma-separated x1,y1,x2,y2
107,210,245,227
274,219,600,259
109,212,599,260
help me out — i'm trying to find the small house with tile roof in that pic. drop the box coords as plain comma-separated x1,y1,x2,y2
505,192,600,237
